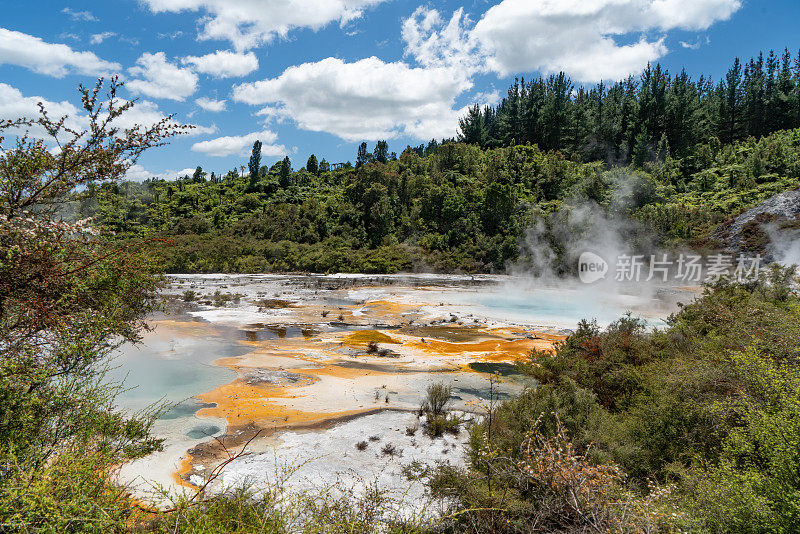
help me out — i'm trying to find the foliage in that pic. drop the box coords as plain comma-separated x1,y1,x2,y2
430,415,681,533
421,383,453,416
444,267,800,532
459,49,800,163
248,140,262,191
75,48,800,275
0,78,184,531
85,124,800,274
427,413,461,438
140,481,428,534
0,77,188,218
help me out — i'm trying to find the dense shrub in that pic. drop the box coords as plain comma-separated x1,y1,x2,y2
432,267,800,532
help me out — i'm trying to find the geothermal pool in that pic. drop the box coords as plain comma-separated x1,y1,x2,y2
115,274,691,508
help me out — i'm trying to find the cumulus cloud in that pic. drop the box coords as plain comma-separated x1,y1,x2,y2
0,82,213,146
195,97,227,112
233,56,473,141
125,164,197,182
106,98,216,135
0,82,83,138
401,1,740,82
402,7,477,71
182,50,259,78
0,28,121,77
141,0,388,51
469,0,742,81
191,130,286,157
127,52,198,101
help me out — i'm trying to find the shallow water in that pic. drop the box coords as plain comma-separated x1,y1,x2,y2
469,287,663,326
109,325,244,414
114,273,689,504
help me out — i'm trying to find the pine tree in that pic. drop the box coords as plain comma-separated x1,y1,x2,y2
279,156,292,188
776,49,796,131
793,49,800,127
306,154,319,174
356,142,371,169
458,104,488,146
373,140,389,164
656,133,670,163
632,130,650,168
722,57,743,142
248,140,262,190
542,73,572,150
454,48,799,162
192,166,206,183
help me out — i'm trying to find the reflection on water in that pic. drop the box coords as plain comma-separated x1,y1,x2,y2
241,324,318,341
186,423,222,439
108,323,246,414
467,362,523,376
452,386,512,401
159,399,217,421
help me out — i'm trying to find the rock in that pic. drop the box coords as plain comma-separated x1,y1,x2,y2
713,189,800,259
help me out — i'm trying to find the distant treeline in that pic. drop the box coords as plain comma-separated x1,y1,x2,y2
457,49,800,164
84,127,800,274
79,47,800,274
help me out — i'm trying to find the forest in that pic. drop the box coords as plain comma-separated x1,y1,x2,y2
82,48,800,275
458,49,800,161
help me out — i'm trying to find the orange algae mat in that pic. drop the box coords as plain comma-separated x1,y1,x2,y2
173,294,565,487
196,326,563,429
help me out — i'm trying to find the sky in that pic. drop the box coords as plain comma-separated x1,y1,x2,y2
0,0,799,180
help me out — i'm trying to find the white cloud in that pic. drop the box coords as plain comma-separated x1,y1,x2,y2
680,36,710,50
61,7,97,22
182,50,258,78
402,7,477,71
233,56,473,141
158,30,184,40
90,32,116,45
125,164,196,182
646,0,742,30
195,97,227,112
141,0,388,51
0,82,83,138
469,0,742,81
127,52,198,101
0,28,121,77
0,83,213,146
190,124,219,135
191,130,286,157
105,98,216,136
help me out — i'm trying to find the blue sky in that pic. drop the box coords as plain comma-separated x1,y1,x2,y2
0,0,798,180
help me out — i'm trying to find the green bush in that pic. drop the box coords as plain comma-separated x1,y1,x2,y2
435,267,800,532
425,413,462,438
421,383,452,416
